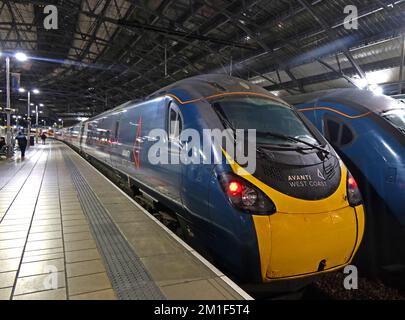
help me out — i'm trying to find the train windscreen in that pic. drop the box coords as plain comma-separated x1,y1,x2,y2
212,96,320,147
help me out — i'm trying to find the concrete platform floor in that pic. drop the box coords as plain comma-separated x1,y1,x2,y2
0,141,251,300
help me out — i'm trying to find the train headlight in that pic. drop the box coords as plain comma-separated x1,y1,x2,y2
219,173,276,215
242,187,258,206
347,171,362,206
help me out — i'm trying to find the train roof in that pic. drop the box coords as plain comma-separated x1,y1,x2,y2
147,73,285,104
66,74,288,128
283,88,405,114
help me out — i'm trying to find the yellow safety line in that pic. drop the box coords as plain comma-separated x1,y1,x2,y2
298,106,371,119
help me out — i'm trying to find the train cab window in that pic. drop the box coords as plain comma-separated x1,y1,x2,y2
325,119,340,144
341,125,354,145
324,116,355,147
168,103,183,140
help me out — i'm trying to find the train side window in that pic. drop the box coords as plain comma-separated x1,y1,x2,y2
168,103,183,140
325,119,340,144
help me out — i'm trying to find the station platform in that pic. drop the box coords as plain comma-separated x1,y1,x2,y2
0,141,252,300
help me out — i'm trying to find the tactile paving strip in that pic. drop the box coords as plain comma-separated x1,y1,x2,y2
64,155,166,300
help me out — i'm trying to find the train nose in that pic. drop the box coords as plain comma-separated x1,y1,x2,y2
253,205,364,280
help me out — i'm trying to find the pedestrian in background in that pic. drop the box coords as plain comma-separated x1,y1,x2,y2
15,132,27,159
0,137,5,150
41,132,47,145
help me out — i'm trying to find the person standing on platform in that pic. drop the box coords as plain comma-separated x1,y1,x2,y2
16,132,27,159
41,132,47,145
0,137,5,150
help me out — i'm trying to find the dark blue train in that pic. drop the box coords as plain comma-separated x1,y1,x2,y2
286,89,405,268
58,75,365,290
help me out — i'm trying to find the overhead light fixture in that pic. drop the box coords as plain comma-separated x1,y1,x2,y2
30,103,34,106
39,103,44,107
32,89,40,94
14,52,28,62
365,70,390,85
18,87,26,93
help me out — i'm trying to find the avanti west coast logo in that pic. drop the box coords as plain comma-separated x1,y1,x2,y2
287,169,327,188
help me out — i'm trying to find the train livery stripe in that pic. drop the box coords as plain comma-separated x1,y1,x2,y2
298,106,372,119
165,91,286,106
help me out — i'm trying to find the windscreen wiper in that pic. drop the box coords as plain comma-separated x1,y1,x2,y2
257,131,330,155
212,103,236,133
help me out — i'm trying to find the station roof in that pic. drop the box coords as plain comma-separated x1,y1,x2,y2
0,0,404,123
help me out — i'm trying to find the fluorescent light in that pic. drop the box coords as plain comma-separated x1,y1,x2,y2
18,87,26,93
14,52,28,62
32,89,40,94
365,70,390,85
39,103,44,107
30,103,34,106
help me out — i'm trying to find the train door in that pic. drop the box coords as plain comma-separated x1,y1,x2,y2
177,103,215,249
79,123,85,149
164,100,184,206
110,115,122,168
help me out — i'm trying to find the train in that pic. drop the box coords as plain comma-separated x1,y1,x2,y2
285,89,405,270
57,74,365,291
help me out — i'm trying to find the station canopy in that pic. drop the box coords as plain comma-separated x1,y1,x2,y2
0,0,404,124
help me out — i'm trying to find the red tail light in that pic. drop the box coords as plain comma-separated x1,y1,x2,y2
219,173,276,215
228,181,243,196
347,171,362,206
